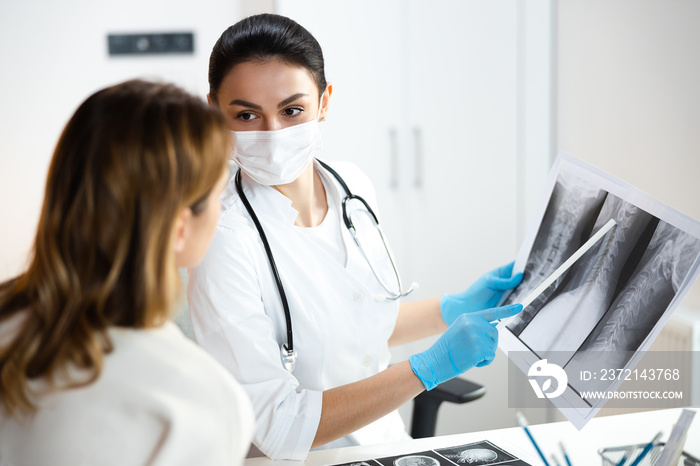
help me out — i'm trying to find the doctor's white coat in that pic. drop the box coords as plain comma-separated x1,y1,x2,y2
187,160,409,460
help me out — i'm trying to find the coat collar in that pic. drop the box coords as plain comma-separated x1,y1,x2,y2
235,159,344,228
225,159,389,299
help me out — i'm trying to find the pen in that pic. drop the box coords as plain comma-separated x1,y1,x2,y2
615,445,637,466
517,412,550,466
628,432,662,466
559,441,573,466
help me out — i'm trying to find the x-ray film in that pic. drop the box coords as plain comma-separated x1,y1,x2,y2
499,152,700,428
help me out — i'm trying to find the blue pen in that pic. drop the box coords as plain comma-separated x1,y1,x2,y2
628,432,662,466
559,441,573,466
517,412,550,466
616,445,637,466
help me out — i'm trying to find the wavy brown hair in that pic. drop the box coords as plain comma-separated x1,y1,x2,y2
0,79,230,415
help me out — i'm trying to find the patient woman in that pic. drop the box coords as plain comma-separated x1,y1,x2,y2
0,80,253,465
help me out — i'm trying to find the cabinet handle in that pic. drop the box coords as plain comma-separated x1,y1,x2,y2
389,127,399,190
413,127,423,189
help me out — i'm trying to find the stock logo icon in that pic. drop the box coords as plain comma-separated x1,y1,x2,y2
528,359,568,399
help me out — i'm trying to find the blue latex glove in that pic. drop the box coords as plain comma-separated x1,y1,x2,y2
409,303,523,391
441,262,523,326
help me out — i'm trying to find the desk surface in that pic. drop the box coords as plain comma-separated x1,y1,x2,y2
244,407,700,465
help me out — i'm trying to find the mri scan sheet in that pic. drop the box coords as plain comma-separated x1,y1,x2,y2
499,152,700,428
330,440,532,465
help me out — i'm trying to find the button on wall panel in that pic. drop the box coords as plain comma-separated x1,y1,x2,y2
108,32,194,56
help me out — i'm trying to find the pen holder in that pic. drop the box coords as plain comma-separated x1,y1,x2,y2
599,442,700,466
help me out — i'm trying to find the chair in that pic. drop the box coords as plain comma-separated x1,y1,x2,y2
410,377,485,439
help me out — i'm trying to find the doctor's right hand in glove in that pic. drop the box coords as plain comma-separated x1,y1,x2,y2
409,303,523,390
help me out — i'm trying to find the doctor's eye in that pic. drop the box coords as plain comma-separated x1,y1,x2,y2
236,111,259,121
282,107,303,117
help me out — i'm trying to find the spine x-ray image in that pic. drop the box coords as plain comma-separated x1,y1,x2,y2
503,168,700,371
499,153,700,427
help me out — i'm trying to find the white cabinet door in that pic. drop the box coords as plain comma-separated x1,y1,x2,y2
403,0,519,300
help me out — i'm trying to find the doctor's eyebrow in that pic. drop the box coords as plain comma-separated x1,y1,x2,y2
228,93,309,109
228,99,262,110
277,93,308,108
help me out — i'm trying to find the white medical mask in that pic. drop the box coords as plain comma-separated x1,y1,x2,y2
231,100,325,186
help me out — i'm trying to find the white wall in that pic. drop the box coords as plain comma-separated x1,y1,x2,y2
0,0,243,280
557,0,700,309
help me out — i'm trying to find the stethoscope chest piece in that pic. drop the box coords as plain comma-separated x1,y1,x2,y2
281,344,297,373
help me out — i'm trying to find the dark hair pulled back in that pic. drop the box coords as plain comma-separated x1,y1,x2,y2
208,13,327,104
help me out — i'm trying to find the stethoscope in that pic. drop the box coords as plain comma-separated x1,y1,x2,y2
235,159,415,373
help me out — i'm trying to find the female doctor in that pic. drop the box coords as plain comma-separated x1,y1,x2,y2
187,13,523,460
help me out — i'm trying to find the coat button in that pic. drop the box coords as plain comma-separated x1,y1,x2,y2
362,356,373,367
353,292,365,303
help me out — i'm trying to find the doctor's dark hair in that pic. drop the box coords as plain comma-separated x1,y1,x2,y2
0,79,230,416
208,13,327,103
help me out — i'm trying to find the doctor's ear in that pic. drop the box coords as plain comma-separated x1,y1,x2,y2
320,83,333,121
206,94,213,105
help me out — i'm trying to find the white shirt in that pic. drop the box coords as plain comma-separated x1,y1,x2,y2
295,173,347,267
187,160,408,460
0,320,254,466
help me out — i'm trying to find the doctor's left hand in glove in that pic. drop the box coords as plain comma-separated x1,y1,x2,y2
441,261,523,325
